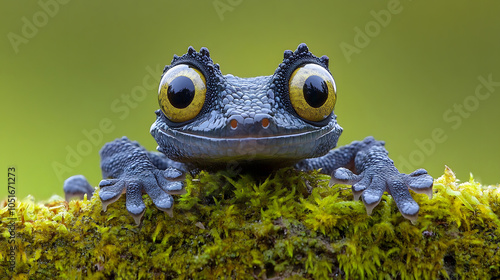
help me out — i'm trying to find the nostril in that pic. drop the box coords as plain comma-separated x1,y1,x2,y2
261,118,270,128
230,119,238,130
228,115,271,131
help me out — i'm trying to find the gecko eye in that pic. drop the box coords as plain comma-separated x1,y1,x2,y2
158,64,206,122
288,63,336,122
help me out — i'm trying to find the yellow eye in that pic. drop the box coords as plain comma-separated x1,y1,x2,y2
158,64,206,122
288,63,336,122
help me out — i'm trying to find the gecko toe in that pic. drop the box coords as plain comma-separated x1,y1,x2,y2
387,178,420,222
330,167,360,186
352,175,371,201
163,167,185,181
405,170,434,199
163,181,186,195
144,183,174,211
154,170,186,195
125,183,146,225
99,180,126,211
361,175,386,215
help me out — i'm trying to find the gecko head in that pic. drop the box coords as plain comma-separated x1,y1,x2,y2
150,44,343,170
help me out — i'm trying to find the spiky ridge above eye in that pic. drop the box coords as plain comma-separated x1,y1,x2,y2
288,63,337,122
158,64,207,123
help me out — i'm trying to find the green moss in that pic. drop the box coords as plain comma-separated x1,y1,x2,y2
1,167,499,279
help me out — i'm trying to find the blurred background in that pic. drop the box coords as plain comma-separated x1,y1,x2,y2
1,1,499,200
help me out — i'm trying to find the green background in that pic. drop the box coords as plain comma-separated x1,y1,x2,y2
1,0,499,201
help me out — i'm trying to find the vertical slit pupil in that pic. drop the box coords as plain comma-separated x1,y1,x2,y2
167,76,195,109
303,75,328,108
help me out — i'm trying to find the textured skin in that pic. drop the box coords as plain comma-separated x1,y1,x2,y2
65,43,433,224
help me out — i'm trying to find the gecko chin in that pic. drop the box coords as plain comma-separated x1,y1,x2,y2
150,116,342,170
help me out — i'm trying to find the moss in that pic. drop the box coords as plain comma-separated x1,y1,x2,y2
1,167,499,279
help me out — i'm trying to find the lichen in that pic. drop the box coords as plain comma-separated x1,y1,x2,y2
1,167,499,279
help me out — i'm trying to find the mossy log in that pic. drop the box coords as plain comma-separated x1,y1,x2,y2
1,167,499,279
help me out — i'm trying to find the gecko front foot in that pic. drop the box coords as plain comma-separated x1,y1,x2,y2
97,137,186,225
99,168,185,225
330,146,433,221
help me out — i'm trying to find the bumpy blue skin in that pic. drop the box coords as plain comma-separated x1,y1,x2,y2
64,43,433,224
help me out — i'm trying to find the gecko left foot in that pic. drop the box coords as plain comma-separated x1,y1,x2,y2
98,168,185,225
330,146,433,221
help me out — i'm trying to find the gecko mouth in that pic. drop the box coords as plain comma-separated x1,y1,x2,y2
151,118,342,168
